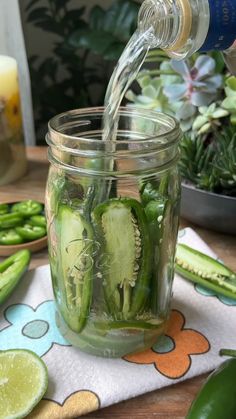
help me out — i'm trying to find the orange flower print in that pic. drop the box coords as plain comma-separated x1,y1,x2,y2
125,310,210,379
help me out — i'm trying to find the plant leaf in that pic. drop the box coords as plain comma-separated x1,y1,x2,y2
194,55,215,79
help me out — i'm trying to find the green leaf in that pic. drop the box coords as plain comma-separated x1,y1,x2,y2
192,116,208,130
54,0,71,12
222,97,236,109
210,51,225,73
103,43,125,61
138,75,152,89
212,109,229,118
89,5,105,30
142,85,158,99
27,7,50,23
198,122,211,134
25,0,42,12
69,29,116,55
102,0,139,41
226,76,236,91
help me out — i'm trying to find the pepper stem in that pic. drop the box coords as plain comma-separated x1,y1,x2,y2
219,348,236,358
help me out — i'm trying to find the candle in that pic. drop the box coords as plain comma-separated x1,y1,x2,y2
0,55,27,186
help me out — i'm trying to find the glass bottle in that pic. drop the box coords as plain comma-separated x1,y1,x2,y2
138,0,236,74
45,107,181,357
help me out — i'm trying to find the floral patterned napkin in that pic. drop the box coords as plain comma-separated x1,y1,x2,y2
0,228,236,418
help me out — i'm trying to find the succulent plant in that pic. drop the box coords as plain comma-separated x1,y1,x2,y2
164,55,223,106
126,74,173,114
212,128,236,195
162,56,223,131
126,50,236,197
179,134,216,190
222,76,236,124
192,103,229,135
180,127,236,196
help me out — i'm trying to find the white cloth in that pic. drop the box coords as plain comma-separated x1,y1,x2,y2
0,228,235,418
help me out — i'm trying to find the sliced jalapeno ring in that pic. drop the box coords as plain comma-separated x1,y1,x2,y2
16,224,46,241
11,200,43,217
92,197,152,320
0,250,31,304
0,213,24,230
28,215,47,228
0,229,23,245
0,204,9,215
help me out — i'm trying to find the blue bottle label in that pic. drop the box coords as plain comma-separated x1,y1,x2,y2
200,0,236,51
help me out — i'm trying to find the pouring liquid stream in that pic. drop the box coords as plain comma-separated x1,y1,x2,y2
103,28,154,146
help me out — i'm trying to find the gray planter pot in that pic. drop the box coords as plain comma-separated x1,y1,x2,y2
180,182,236,235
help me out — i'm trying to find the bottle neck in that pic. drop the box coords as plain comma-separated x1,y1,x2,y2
138,0,210,59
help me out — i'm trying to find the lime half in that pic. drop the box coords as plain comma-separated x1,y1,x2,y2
0,349,48,419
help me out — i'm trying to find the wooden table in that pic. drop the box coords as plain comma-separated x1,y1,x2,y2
1,147,235,418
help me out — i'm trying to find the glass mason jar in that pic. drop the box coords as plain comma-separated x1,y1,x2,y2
45,107,181,358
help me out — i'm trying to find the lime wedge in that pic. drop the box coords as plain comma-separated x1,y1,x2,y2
0,349,48,419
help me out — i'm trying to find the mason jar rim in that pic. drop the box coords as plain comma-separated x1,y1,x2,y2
47,107,181,178
47,106,181,149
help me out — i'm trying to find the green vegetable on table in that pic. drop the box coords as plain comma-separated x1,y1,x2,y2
187,349,236,419
0,204,9,215
11,200,43,217
0,200,47,245
0,213,23,230
175,244,236,300
28,215,47,228
0,250,31,304
92,198,151,320
16,224,46,241
0,229,23,245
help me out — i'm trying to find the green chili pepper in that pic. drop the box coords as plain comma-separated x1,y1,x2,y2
0,250,31,304
16,224,46,241
56,205,94,333
175,244,236,300
11,200,43,217
0,213,23,230
28,215,47,228
0,229,23,245
186,350,236,419
0,204,9,215
140,181,161,206
92,198,151,320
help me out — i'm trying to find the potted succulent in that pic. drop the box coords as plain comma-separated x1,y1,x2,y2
126,51,236,234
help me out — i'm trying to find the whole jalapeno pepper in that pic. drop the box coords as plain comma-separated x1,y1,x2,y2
0,213,23,230
28,215,47,228
92,198,151,320
0,204,9,215
0,250,31,304
16,224,46,241
0,229,23,245
11,200,43,217
187,354,236,419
